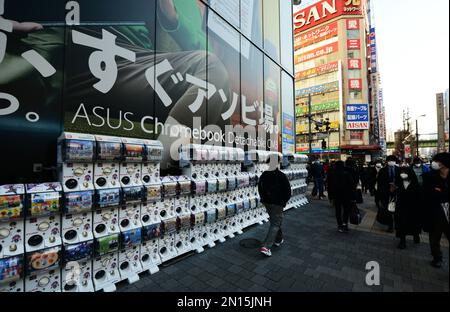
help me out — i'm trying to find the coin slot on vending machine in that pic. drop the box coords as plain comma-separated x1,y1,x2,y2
62,191,94,245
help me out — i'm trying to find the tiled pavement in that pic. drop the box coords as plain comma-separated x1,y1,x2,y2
118,193,449,292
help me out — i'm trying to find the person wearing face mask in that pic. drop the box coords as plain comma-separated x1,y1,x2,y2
394,167,422,249
373,161,384,210
411,157,430,187
367,162,378,197
376,155,399,232
310,158,326,200
422,153,449,268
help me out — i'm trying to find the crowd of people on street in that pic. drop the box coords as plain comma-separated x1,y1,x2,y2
307,153,449,268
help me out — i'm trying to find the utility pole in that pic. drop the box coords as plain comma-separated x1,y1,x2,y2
308,93,312,156
416,119,419,158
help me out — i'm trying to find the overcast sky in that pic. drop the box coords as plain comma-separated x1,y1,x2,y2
294,0,449,137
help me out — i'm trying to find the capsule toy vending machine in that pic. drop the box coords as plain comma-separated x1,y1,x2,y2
61,240,94,292
92,188,121,240
24,246,62,292
94,135,122,190
118,227,142,284
0,184,25,262
174,176,192,256
61,190,94,247
92,233,120,292
58,132,96,193
140,221,162,274
0,255,24,292
159,217,178,263
120,138,145,188
189,211,205,253
24,183,62,254
142,140,163,185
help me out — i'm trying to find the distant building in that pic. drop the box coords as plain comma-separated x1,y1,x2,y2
293,0,383,163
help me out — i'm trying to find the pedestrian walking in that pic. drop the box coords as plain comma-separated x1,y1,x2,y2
310,158,325,199
376,155,399,232
422,153,449,268
367,162,378,196
258,156,292,257
394,166,422,249
411,157,430,187
328,161,356,233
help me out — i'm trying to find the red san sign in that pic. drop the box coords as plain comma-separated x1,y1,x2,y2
294,21,338,49
294,0,362,33
347,39,361,50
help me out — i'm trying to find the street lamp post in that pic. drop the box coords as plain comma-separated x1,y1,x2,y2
415,114,426,158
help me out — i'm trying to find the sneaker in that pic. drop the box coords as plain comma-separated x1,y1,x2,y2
274,239,284,247
338,226,344,233
343,224,350,233
431,259,442,268
260,247,272,257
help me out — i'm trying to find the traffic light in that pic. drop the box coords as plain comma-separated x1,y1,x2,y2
322,139,327,150
325,119,331,132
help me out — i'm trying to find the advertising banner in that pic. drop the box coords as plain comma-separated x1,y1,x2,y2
346,104,369,130
347,39,361,50
294,21,338,50
296,81,339,97
295,41,339,64
370,28,377,73
282,113,295,154
0,0,282,182
296,61,339,80
296,100,340,115
294,0,362,33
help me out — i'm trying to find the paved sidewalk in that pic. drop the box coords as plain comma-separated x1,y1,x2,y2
118,193,449,292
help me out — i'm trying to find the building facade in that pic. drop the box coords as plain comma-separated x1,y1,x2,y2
293,0,383,162
0,0,296,183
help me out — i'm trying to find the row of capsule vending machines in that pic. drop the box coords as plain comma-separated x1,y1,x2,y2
0,132,309,292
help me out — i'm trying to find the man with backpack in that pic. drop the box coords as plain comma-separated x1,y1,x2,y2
258,155,292,257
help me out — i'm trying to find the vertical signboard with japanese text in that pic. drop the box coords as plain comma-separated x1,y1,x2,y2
346,104,370,130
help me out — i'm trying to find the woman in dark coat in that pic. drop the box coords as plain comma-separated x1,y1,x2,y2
394,166,422,249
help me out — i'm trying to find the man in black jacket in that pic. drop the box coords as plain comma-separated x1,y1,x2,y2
376,155,399,232
422,153,449,268
258,155,291,257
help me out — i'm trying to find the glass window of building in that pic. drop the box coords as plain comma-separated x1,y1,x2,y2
348,50,361,59
347,29,360,39
280,0,294,73
241,0,263,48
241,37,264,127
208,10,241,127
263,0,280,62
207,0,240,29
348,71,361,79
